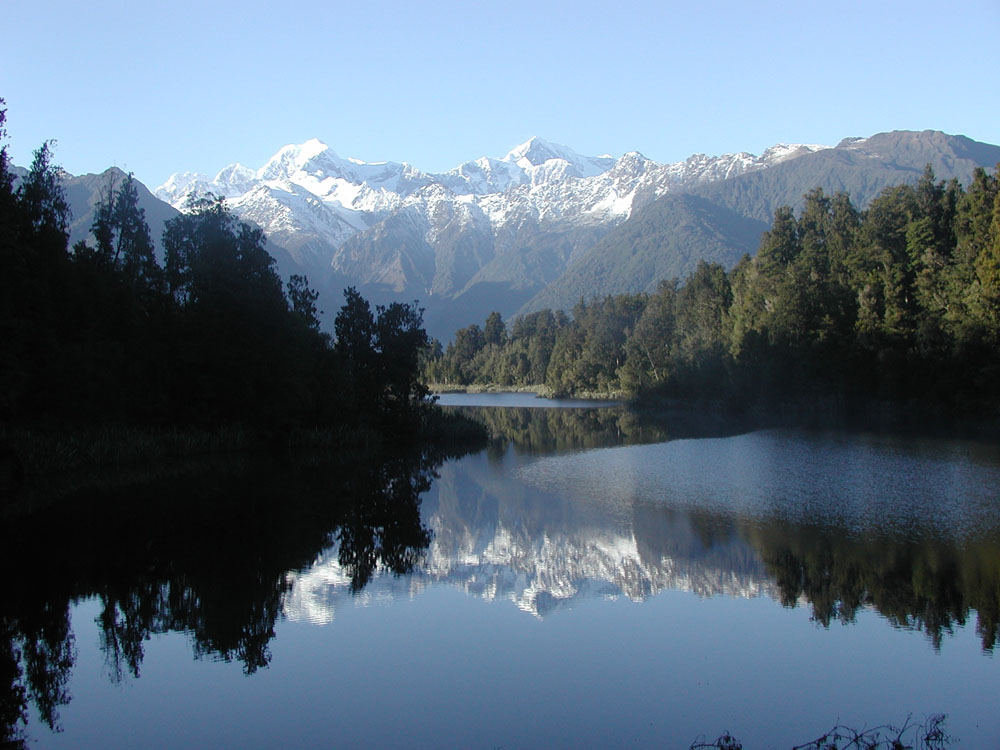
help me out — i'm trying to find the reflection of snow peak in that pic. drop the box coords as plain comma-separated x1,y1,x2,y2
283,553,430,626
280,427,1000,624
281,447,776,624
282,524,772,624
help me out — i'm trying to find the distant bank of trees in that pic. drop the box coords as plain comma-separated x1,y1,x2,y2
0,104,432,440
425,164,1000,415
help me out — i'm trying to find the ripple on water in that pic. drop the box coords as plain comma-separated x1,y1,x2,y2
515,429,1000,540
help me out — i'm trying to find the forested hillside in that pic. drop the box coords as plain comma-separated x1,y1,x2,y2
523,132,1000,315
523,193,769,312
0,104,447,452
426,165,1000,416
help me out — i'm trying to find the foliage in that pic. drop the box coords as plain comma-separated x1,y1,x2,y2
425,165,1000,416
525,193,769,314
0,118,438,443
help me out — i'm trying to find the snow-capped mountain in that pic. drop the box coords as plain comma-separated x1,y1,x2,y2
155,136,828,292
154,130,1000,339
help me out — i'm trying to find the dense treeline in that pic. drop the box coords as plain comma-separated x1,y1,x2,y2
0,104,438,447
426,164,1000,416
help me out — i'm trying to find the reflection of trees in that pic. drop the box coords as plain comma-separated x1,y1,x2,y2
747,521,1000,650
337,454,434,592
0,445,444,743
453,406,672,456
98,583,159,681
631,503,764,580
0,604,74,748
452,404,743,458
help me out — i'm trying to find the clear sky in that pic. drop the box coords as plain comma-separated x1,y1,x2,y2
3,0,998,189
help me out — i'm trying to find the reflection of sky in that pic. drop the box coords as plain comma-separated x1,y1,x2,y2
285,428,1000,627
517,429,1000,539
32,425,1000,750
50,584,1000,750
285,446,774,626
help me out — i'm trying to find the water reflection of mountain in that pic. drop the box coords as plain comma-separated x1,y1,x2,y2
288,452,773,622
287,430,1000,655
6,412,1000,745
427,452,775,613
283,406,770,622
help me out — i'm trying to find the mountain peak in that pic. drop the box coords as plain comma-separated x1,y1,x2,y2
296,137,329,159
502,136,616,179
258,138,334,181
759,143,831,164
503,136,574,167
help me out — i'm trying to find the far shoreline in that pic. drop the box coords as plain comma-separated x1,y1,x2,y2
428,383,628,401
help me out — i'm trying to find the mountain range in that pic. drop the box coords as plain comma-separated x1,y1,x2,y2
44,129,1000,340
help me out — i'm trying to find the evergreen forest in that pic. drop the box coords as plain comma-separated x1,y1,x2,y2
425,165,1000,420
0,103,452,460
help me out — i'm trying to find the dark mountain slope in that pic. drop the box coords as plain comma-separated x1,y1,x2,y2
691,130,1000,223
523,131,1000,314
522,193,768,313
62,168,180,258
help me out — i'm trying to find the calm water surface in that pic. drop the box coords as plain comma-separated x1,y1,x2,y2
7,397,1000,748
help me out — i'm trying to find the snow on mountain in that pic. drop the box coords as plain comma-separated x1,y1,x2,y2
227,183,362,272
441,156,525,195
155,136,828,304
760,143,829,163
156,138,416,212
504,136,616,177
157,135,826,226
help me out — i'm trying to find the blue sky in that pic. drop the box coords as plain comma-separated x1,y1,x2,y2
3,0,998,188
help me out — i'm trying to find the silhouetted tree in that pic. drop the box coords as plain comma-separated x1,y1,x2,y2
287,274,321,331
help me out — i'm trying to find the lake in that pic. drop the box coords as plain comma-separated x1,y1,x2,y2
4,394,1000,748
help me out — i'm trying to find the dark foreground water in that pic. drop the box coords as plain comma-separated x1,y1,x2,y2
5,397,1000,748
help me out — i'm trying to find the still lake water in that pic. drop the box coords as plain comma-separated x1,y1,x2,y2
8,395,1000,748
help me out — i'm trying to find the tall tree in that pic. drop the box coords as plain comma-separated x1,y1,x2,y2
86,172,162,293
0,99,14,224
287,274,321,331
15,141,70,264
483,311,506,348
373,301,430,418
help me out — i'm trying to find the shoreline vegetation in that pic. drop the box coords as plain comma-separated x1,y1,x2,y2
4,100,1000,497
430,382,555,396
430,383,630,400
423,164,1000,436
0,103,487,515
